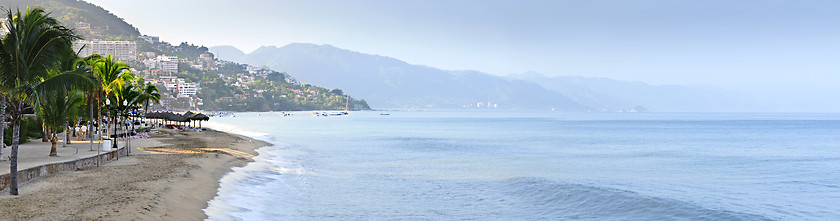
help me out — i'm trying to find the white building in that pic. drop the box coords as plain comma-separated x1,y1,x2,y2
143,55,179,73
176,80,200,97
74,40,137,61
158,76,179,92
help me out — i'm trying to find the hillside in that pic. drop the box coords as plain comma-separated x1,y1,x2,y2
211,43,588,111
1,0,140,39
2,1,370,112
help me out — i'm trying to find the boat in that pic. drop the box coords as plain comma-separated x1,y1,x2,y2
312,96,351,117
216,112,235,117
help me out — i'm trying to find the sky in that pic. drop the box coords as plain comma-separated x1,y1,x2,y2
84,0,840,91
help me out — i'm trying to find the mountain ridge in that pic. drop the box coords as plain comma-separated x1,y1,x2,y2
212,43,758,112
212,43,589,111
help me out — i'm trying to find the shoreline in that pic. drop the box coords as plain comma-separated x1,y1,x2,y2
0,127,269,220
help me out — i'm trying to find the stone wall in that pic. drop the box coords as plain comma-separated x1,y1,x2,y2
0,146,128,191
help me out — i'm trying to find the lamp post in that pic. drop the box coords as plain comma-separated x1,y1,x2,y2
99,98,110,166
123,100,130,156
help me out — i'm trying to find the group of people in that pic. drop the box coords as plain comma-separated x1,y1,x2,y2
73,123,89,141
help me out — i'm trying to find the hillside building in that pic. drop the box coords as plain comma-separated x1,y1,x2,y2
74,40,137,61
140,35,159,44
143,55,179,73
176,80,200,97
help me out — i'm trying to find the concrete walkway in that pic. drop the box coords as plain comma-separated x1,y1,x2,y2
0,132,136,175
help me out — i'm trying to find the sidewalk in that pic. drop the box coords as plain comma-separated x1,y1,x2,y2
0,131,154,176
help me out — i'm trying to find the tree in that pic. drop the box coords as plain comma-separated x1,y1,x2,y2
37,89,83,156
92,55,134,149
76,54,103,151
136,80,160,115
0,7,90,195
330,88,344,96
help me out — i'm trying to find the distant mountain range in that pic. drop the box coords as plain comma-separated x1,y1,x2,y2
506,72,757,112
211,43,758,112
11,0,774,112
211,44,586,110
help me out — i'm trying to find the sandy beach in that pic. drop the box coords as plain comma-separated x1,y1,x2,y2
0,128,268,220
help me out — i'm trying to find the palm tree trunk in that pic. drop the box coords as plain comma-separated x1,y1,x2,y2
96,96,101,166
63,123,69,146
89,95,94,151
41,123,49,142
0,96,6,160
49,133,58,156
98,95,102,144
10,105,22,195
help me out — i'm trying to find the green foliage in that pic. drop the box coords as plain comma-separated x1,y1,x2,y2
174,42,209,59
2,0,141,39
3,117,41,146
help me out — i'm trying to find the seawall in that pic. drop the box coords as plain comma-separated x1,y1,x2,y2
0,146,128,191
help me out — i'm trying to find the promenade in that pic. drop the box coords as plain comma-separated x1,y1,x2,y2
0,130,161,190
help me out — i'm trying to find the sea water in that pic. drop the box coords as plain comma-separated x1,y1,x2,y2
202,111,840,220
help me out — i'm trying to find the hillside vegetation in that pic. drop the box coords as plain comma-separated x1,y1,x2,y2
1,0,140,39
2,0,370,111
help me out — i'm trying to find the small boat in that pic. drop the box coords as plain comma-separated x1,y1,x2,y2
380,113,390,116
216,112,235,117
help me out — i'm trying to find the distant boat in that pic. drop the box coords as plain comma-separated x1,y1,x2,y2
312,111,348,117
312,96,351,117
380,113,390,116
216,112,235,117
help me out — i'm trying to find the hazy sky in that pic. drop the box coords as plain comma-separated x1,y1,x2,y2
84,0,840,90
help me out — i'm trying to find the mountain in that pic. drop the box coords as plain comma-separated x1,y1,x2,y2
507,72,756,112
1,0,140,39
208,45,246,62
211,43,587,110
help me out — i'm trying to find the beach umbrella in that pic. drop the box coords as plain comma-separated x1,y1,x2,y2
176,113,190,128
164,112,178,126
183,111,198,128
194,113,209,128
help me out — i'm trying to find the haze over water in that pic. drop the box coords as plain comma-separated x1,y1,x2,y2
85,0,840,111
203,111,840,220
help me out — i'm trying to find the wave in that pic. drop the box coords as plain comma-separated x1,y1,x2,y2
203,121,275,142
501,177,771,220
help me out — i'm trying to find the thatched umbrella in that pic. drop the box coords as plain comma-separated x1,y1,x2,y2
164,112,178,127
146,112,160,126
178,114,191,128
183,111,198,128
193,113,209,128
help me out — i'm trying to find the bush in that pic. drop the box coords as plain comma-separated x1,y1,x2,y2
3,118,43,146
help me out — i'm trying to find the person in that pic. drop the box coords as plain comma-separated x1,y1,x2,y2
80,124,87,141
74,125,81,141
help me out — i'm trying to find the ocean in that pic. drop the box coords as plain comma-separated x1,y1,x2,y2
202,110,840,220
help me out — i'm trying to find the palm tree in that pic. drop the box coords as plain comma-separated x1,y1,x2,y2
92,55,134,149
53,45,87,147
76,54,103,151
37,88,83,156
0,7,91,195
116,83,142,152
137,80,161,116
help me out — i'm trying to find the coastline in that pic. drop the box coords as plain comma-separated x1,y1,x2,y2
0,127,269,220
